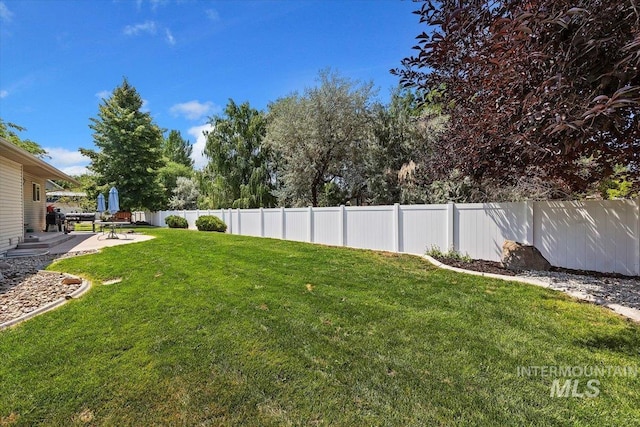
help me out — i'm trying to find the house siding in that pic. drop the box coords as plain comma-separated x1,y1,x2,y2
23,172,46,233
0,156,24,254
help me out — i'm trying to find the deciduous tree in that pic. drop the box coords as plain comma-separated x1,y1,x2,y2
203,99,275,208
169,176,200,210
265,70,376,207
0,118,47,158
366,87,447,204
394,0,640,196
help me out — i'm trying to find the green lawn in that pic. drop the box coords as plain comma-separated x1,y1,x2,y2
1,229,638,426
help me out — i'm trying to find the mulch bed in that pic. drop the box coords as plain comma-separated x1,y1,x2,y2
432,256,640,280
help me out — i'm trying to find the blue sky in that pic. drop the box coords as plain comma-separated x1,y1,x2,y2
0,0,421,175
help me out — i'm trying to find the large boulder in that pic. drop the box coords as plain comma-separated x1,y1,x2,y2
501,240,551,271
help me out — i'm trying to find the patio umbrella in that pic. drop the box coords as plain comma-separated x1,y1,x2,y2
108,187,120,214
96,193,106,213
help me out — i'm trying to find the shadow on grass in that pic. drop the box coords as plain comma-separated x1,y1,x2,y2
577,325,640,355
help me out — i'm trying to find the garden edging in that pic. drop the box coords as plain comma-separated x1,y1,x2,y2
0,273,91,330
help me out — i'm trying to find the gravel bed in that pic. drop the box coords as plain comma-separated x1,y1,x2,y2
516,270,640,310
0,251,97,325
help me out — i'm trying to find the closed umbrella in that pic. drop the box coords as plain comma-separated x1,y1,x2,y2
96,193,105,213
108,187,120,214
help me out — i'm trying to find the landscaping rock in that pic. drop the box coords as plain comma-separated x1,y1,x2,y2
0,251,95,325
62,277,82,285
502,240,551,271
0,261,10,270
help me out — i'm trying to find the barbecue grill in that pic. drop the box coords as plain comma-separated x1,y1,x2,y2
45,210,66,232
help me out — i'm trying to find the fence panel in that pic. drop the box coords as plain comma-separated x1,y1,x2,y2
344,206,395,252
235,209,261,237
312,207,342,246
400,205,449,255
534,200,639,276
183,211,199,229
150,198,639,275
284,209,308,242
263,209,282,239
454,203,529,262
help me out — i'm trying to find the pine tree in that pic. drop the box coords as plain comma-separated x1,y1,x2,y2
163,130,194,168
81,78,164,211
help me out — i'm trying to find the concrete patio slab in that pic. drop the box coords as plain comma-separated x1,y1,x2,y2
48,232,155,254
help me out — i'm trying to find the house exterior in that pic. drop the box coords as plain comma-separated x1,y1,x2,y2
0,137,79,254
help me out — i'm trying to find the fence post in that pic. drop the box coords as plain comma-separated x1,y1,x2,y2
260,207,264,237
308,206,314,243
447,202,455,251
237,208,241,235
339,205,345,246
524,201,534,245
393,203,400,253
281,207,286,240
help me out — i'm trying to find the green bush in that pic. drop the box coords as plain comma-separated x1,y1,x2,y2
165,215,189,229
425,245,472,262
195,215,227,232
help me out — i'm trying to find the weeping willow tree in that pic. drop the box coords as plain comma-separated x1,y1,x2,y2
201,99,275,208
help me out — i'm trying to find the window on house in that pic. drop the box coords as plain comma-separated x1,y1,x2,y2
32,183,41,202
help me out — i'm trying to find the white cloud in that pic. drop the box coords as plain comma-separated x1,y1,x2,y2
60,165,89,176
141,99,150,113
150,0,169,10
123,21,157,36
205,8,220,22
95,90,110,100
123,20,174,46
0,90,7,98
45,147,90,176
165,28,175,45
188,124,213,170
170,100,216,120
0,2,14,23
45,147,90,167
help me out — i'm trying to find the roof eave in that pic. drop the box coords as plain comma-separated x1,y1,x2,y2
0,137,81,185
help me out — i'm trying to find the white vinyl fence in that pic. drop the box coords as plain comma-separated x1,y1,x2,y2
145,199,640,276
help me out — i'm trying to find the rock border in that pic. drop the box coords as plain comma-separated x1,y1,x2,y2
0,273,91,330
423,255,640,323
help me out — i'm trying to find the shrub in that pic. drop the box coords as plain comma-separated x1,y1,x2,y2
425,245,472,262
165,215,189,229
195,215,227,232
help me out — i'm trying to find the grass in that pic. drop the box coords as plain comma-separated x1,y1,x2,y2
1,229,639,426
70,223,155,233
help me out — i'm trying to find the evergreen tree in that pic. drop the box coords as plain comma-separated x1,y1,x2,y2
163,130,194,168
81,78,164,211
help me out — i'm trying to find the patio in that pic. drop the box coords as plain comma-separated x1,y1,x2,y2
4,231,155,258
